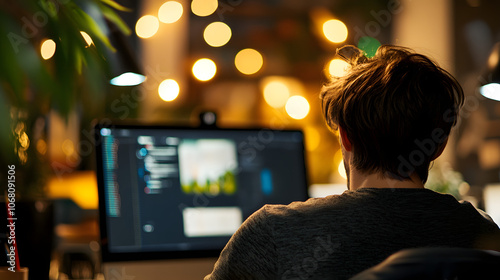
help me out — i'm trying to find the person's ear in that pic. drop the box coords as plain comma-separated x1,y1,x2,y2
431,139,448,160
339,126,352,152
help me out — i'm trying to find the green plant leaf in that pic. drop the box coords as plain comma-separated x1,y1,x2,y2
0,15,25,104
15,38,54,102
39,0,59,17
100,0,132,12
74,43,84,74
99,2,131,35
69,5,116,52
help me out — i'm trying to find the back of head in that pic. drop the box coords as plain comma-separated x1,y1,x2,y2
321,45,464,183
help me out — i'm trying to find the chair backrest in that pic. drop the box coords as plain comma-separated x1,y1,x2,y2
349,247,500,280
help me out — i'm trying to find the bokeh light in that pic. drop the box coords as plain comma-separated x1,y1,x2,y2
304,127,321,151
285,96,310,120
357,36,381,58
235,48,263,75
110,72,146,86
36,139,47,155
19,132,29,149
158,79,180,101
480,83,500,101
40,39,56,60
263,80,290,108
323,19,348,43
191,0,218,17
204,22,232,47
62,139,75,157
80,31,93,46
192,58,217,81
136,15,160,39
327,58,351,77
158,1,183,23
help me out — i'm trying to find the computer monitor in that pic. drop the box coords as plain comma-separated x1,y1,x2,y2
94,123,309,263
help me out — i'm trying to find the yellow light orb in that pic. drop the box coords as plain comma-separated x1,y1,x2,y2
192,58,217,81
191,0,218,17
159,1,183,23
285,96,310,120
235,48,263,75
328,58,351,77
40,39,56,60
158,79,180,101
136,15,160,39
80,31,93,46
263,81,290,108
323,19,348,43
204,21,232,47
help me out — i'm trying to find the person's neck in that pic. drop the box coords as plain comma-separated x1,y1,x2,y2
348,169,425,191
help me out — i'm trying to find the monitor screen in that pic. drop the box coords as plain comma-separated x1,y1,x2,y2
94,123,309,262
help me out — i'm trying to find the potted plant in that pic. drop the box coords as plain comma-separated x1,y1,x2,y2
0,1,130,278
0,0,130,195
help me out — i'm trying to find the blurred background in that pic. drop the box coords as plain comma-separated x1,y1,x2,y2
32,0,500,204
2,0,500,279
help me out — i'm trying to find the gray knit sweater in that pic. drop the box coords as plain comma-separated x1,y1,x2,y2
204,188,500,280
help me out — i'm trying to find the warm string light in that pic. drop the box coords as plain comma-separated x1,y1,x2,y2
135,1,184,39
204,22,232,47
158,79,180,101
192,58,217,81
159,1,183,23
133,2,378,126
40,39,56,60
136,15,159,38
130,4,378,188
322,19,348,43
42,32,92,60
285,96,310,120
191,0,218,17
327,58,350,77
235,48,263,75
260,77,312,120
263,81,290,108
133,1,269,99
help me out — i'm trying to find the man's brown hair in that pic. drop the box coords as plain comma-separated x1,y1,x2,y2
321,45,464,183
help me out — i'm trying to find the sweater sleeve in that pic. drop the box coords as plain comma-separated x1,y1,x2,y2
204,206,277,280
